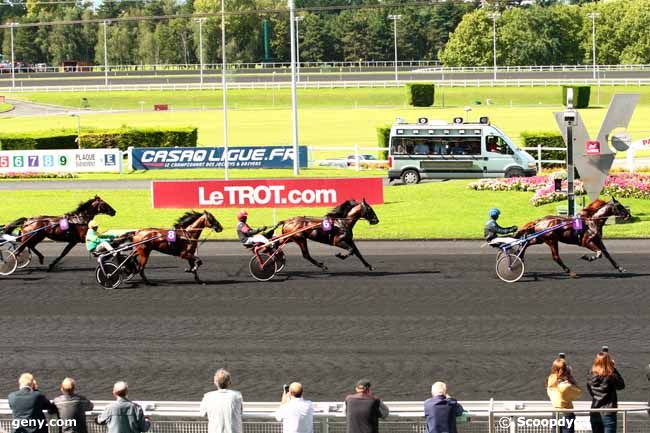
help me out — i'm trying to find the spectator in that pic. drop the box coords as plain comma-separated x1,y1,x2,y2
546,358,581,433
414,143,429,155
424,382,464,433
200,369,243,433
646,363,650,416
587,352,625,433
274,383,313,433
344,379,389,433
96,382,150,433
8,373,58,433
53,378,94,433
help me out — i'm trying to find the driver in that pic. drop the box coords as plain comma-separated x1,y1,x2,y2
484,208,518,242
85,220,116,254
236,210,270,246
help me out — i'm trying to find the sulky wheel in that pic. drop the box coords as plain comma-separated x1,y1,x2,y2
95,262,122,289
13,246,31,269
0,247,18,276
121,255,141,282
496,254,525,283
249,253,277,282
274,251,287,273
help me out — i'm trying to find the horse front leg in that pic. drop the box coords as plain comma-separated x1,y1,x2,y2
296,238,327,271
546,240,575,277
48,241,77,272
181,251,204,283
586,237,625,273
336,238,373,271
29,246,44,265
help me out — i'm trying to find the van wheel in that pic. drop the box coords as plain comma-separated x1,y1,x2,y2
401,169,420,184
505,167,525,178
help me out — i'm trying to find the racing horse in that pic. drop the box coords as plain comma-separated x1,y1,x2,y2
280,198,379,271
128,210,223,284
4,196,116,271
514,198,631,277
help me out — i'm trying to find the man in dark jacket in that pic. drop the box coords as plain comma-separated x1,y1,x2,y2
345,380,389,433
424,382,465,433
8,373,58,433
53,378,94,433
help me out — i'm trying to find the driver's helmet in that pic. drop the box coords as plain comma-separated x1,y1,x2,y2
89,220,99,229
488,208,500,220
237,210,248,222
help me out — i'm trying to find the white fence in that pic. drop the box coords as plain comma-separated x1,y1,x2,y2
308,145,387,171
521,146,567,171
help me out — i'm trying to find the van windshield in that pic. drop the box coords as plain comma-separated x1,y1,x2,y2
391,136,481,156
485,135,514,155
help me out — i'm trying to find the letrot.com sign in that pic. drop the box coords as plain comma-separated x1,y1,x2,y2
0,149,121,173
151,178,384,209
130,146,308,170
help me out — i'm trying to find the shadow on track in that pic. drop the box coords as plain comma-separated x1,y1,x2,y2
519,271,650,283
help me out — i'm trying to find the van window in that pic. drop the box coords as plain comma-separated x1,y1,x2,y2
486,135,513,155
391,136,481,156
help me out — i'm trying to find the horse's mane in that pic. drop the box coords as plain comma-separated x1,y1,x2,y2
327,200,358,218
66,198,97,216
514,220,537,238
174,211,202,228
580,199,607,217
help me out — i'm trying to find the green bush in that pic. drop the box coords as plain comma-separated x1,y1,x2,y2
0,127,198,152
376,125,391,159
520,131,566,166
406,83,435,107
561,85,591,108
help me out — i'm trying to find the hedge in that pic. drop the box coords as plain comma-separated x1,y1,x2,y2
520,131,566,166
406,83,435,107
376,125,391,160
561,85,591,108
0,127,198,151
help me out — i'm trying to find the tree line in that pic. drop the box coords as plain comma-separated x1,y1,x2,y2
0,0,472,67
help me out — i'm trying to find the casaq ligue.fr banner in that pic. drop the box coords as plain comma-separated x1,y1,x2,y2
130,145,308,170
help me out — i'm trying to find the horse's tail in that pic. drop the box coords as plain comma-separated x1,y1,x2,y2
514,221,537,238
111,231,135,247
3,217,27,235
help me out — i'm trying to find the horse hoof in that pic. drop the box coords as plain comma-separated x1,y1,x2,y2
618,267,626,273
38,257,44,265
368,266,374,271
569,271,577,278
335,253,345,260
46,265,55,273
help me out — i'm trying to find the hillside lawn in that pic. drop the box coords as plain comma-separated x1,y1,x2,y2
0,102,13,113
1,181,649,239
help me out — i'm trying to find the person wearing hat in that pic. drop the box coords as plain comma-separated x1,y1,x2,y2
85,220,116,254
484,208,518,242
236,210,271,246
344,380,389,433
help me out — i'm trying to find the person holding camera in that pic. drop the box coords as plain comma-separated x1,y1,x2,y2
345,380,389,433
546,356,581,433
274,383,313,433
8,373,58,433
424,382,465,433
587,349,625,433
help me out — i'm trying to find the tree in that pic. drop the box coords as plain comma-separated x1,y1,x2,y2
438,10,493,66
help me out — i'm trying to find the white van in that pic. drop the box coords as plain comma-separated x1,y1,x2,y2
387,116,537,184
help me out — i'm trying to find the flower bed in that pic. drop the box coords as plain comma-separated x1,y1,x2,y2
0,172,78,179
468,173,650,206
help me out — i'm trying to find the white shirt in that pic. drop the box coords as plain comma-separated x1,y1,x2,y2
274,398,314,433
200,389,243,433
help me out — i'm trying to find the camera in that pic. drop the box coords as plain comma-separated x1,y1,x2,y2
563,111,576,124
558,352,566,359
283,384,290,393
602,345,609,353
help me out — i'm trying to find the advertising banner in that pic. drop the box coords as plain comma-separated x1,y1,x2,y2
0,148,122,173
130,146,308,170
152,178,384,209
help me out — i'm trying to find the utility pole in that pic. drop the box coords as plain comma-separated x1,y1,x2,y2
388,15,401,83
195,18,206,87
9,22,16,89
103,20,109,87
487,13,500,81
295,15,304,83
289,0,300,175
587,12,601,81
221,0,230,179
564,89,576,216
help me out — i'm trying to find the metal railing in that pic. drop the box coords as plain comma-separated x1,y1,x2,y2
0,401,648,433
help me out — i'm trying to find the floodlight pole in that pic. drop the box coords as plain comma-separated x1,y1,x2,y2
103,20,109,87
289,0,300,175
195,18,206,86
587,13,601,81
9,22,15,89
221,0,230,179
388,15,401,83
565,89,576,216
488,13,499,81
295,16,304,83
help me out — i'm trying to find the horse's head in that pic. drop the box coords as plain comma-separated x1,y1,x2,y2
93,195,117,217
360,198,379,225
608,197,631,221
203,211,223,233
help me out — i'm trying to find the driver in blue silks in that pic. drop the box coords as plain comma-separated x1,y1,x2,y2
484,208,518,242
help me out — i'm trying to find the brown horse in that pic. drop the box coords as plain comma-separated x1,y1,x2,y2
280,198,379,271
129,210,223,284
5,195,116,271
514,198,631,277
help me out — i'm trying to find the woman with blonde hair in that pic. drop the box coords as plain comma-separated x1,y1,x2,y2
587,351,625,433
547,356,581,433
